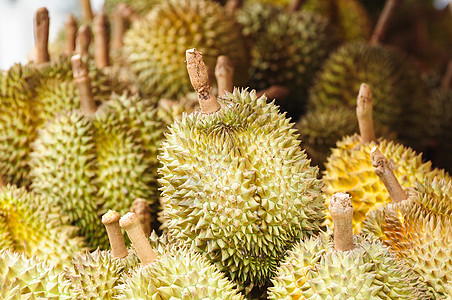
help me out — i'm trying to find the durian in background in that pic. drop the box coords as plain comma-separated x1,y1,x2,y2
159,49,324,292
362,149,452,299
30,55,164,249
269,192,429,299
322,83,449,232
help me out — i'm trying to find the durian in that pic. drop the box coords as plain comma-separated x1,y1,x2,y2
268,192,429,299
158,49,324,287
124,0,249,98
104,0,162,16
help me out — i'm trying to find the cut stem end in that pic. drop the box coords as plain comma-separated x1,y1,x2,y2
329,192,354,251
356,83,376,144
102,210,128,259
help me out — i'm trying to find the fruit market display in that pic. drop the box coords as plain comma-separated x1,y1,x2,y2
1,0,452,298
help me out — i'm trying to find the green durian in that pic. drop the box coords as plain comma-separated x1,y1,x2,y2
159,75,324,288
30,92,164,249
124,0,249,99
308,42,429,147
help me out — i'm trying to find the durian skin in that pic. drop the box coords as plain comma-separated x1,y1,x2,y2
158,89,324,287
30,93,164,249
116,246,244,300
323,134,449,233
362,178,452,299
268,231,429,299
0,185,86,270
124,0,249,99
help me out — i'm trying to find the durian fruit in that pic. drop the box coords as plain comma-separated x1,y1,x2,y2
323,83,449,232
124,0,249,99
308,42,429,147
104,0,162,15
30,55,164,249
0,183,85,270
268,193,429,299
117,212,244,299
158,49,324,288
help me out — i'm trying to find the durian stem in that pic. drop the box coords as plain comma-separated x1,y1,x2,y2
111,3,126,51
256,85,290,100
93,12,110,68
79,0,94,22
102,210,128,259
121,4,141,23
0,175,5,189
370,0,402,45
130,198,151,237
329,193,354,251
120,212,158,266
71,54,97,116
186,48,221,114
356,83,376,143
76,25,92,57
64,15,78,56
34,7,50,64
225,0,244,15
215,56,234,97
288,0,305,13
441,60,452,90
370,147,407,203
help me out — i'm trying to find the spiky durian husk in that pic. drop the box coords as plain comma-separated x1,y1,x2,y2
362,178,452,298
268,231,429,299
237,2,332,95
308,42,429,147
116,246,244,299
323,134,449,232
124,0,249,99
30,93,164,249
0,185,85,270
158,89,324,287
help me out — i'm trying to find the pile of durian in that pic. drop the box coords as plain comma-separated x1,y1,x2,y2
1,0,452,298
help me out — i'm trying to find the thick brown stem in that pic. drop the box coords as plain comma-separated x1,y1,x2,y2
111,3,126,51
288,0,305,13
186,48,221,114
76,25,92,57
102,210,128,259
356,83,376,143
34,7,50,64
441,60,452,90
215,56,234,97
225,0,244,15
120,4,141,23
64,15,78,56
120,212,158,266
329,192,354,251
130,198,151,237
80,0,94,22
256,85,290,100
71,54,97,116
370,0,402,45
0,175,5,189
94,12,110,68
370,147,407,203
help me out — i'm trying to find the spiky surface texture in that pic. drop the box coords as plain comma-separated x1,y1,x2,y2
323,134,449,232
362,178,452,298
308,42,429,147
30,93,163,249
159,89,324,287
116,246,244,299
268,231,429,299
124,0,249,99
237,2,331,95
0,185,85,270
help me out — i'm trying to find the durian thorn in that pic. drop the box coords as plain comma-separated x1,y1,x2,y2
370,146,407,203
215,55,234,97
288,0,305,13
256,85,290,101
356,83,376,143
186,48,221,114
64,15,78,56
71,54,97,116
130,198,151,237
93,12,110,68
225,0,244,16
79,0,94,22
102,210,128,259
111,3,127,50
119,212,158,266
440,59,452,90
329,193,354,251
370,0,402,45
76,25,92,57
34,7,50,64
